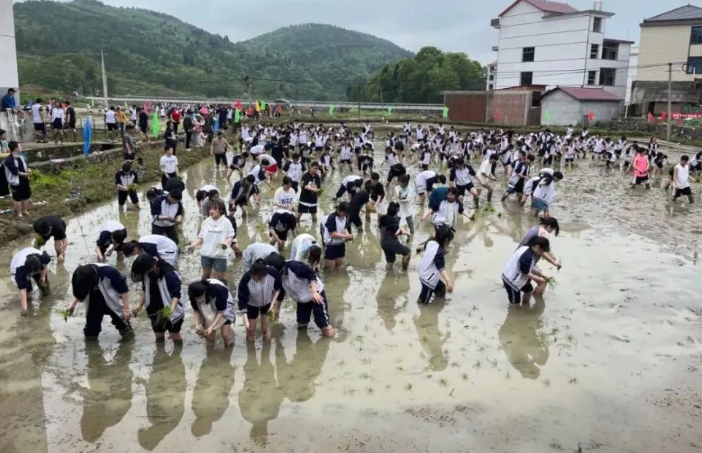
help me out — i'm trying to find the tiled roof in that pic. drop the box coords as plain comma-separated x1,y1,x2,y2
643,4,702,22
545,86,622,101
499,0,578,17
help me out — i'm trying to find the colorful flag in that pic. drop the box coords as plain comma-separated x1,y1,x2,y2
495,110,501,122
152,111,160,138
442,106,449,118
329,105,335,116
255,101,261,112
236,99,242,110
261,101,267,111
544,110,551,121
124,101,128,108
587,111,595,122
647,112,654,124
83,117,92,156
660,111,667,122
387,107,393,115
91,98,95,107
213,116,219,134
234,109,240,122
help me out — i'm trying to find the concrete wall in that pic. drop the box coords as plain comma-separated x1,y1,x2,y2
541,90,621,126
630,80,701,115
638,25,697,82
0,0,19,102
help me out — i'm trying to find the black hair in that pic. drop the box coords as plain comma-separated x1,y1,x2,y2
437,175,447,184
282,176,292,186
122,240,140,257
264,252,286,272
681,155,690,161
489,153,499,161
291,153,300,159
24,254,43,274
35,219,51,236
386,201,400,217
434,226,455,248
309,161,319,168
250,261,268,277
131,253,157,282
122,162,131,172
398,174,410,185
371,172,380,181
168,188,182,201
447,187,459,197
112,229,127,244
553,171,564,181
196,190,208,202
528,236,550,253
9,141,19,152
0,129,6,137
307,245,322,266
540,217,560,236
337,201,349,213
244,175,255,184
208,198,226,216
354,178,364,187
71,264,99,301
188,280,209,301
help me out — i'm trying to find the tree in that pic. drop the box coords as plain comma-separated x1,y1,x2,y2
356,47,486,103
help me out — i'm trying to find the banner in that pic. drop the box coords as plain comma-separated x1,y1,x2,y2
234,108,240,122
329,105,335,116
83,117,92,156
442,106,449,118
152,111,160,138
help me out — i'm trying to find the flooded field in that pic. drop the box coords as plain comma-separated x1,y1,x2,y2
0,145,700,453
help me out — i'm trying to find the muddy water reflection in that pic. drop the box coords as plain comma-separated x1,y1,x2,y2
0,147,701,452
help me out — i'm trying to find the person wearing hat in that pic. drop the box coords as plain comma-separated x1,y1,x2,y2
150,188,183,244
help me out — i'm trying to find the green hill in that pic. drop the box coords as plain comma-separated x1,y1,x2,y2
242,24,414,100
14,0,413,101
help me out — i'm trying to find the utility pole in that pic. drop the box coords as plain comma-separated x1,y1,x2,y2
100,49,108,108
665,63,673,142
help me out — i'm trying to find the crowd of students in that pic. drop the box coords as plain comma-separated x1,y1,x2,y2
8,119,696,348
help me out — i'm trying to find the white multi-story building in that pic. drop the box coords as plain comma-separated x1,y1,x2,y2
0,0,19,98
625,45,639,106
491,0,633,100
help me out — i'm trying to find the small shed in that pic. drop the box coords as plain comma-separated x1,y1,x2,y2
541,86,622,126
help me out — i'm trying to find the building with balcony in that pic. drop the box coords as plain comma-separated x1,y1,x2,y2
490,0,632,102
486,62,497,91
632,4,702,116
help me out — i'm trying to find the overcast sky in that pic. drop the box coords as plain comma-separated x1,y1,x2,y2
14,0,686,63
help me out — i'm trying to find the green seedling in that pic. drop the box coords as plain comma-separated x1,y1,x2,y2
438,378,448,387
450,361,459,368
35,235,46,247
550,327,560,336
159,306,172,320
405,382,413,391
505,371,511,380
461,372,469,381
422,335,428,342
360,372,370,379
396,366,404,371
546,276,558,290
542,378,551,388
255,223,267,233
128,183,138,192
569,377,578,385
268,310,279,323
473,360,482,369
365,387,374,395
59,309,71,322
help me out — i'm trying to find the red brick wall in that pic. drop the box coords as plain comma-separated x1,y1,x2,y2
444,92,487,122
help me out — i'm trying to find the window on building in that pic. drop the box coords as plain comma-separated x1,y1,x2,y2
587,71,597,86
522,47,535,62
489,74,494,81
488,84,494,90
531,91,542,107
691,26,702,44
599,68,616,86
593,17,602,33
686,57,702,74
590,44,599,59
602,41,619,60
520,72,533,86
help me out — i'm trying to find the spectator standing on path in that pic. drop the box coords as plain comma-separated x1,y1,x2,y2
138,107,149,143
184,110,194,151
65,101,77,142
0,88,17,111
31,98,47,143
4,141,31,217
105,106,118,142
116,106,128,138
170,108,181,135
211,131,230,169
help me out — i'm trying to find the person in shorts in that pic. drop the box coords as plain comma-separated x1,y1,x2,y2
268,210,297,251
188,279,235,347
115,162,140,211
31,99,47,142
264,253,334,337
130,253,185,344
123,124,137,162
671,155,694,203
238,261,283,340
64,101,77,142
33,215,69,261
378,202,412,270
187,198,235,281
321,202,353,271
296,162,322,223
501,236,551,306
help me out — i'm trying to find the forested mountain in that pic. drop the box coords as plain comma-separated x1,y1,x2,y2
14,0,412,100
242,24,413,100
347,47,486,104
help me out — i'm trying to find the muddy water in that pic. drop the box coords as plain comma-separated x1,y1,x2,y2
0,146,701,453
